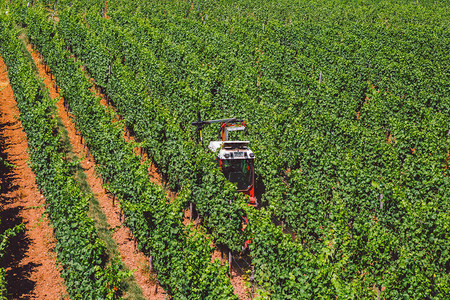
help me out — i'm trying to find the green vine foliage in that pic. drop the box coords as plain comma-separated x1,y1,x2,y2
17,4,236,299
11,0,450,298
0,11,126,299
0,223,25,300
55,9,249,252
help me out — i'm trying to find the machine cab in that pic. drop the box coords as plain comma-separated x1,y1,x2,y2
192,114,257,206
209,141,256,206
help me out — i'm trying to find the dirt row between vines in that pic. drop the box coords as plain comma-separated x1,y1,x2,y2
0,55,67,299
26,44,166,299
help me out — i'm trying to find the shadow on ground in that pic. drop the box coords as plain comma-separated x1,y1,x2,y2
0,113,37,299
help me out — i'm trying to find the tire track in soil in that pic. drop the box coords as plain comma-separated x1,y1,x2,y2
0,55,67,299
25,44,166,300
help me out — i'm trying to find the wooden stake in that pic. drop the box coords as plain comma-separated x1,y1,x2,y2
376,284,381,300
228,251,232,277
379,194,384,210
149,256,153,272
251,265,255,298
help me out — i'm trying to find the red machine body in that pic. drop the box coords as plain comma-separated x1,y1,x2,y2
193,116,257,206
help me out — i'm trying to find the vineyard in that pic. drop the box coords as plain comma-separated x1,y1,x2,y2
0,0,449,299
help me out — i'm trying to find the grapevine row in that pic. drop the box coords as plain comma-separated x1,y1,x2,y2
0,11,124,299
24,0,450,298
56,7,249,251
15,5,237,299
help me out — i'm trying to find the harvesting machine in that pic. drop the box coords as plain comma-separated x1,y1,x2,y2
192,113,257,206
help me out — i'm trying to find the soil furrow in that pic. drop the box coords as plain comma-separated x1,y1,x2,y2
25,44,166,300
0,55,67,299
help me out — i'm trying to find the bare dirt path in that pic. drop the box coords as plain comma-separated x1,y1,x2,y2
0,55,67,299
26,44,166,300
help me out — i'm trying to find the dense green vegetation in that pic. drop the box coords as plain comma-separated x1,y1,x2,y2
4,0,450,298
0,10,127,299
12,4,237,299
0,223,24,299
52,8,250,251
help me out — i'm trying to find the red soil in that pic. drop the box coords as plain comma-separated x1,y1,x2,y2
26,45,166,299
0,55,67,299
